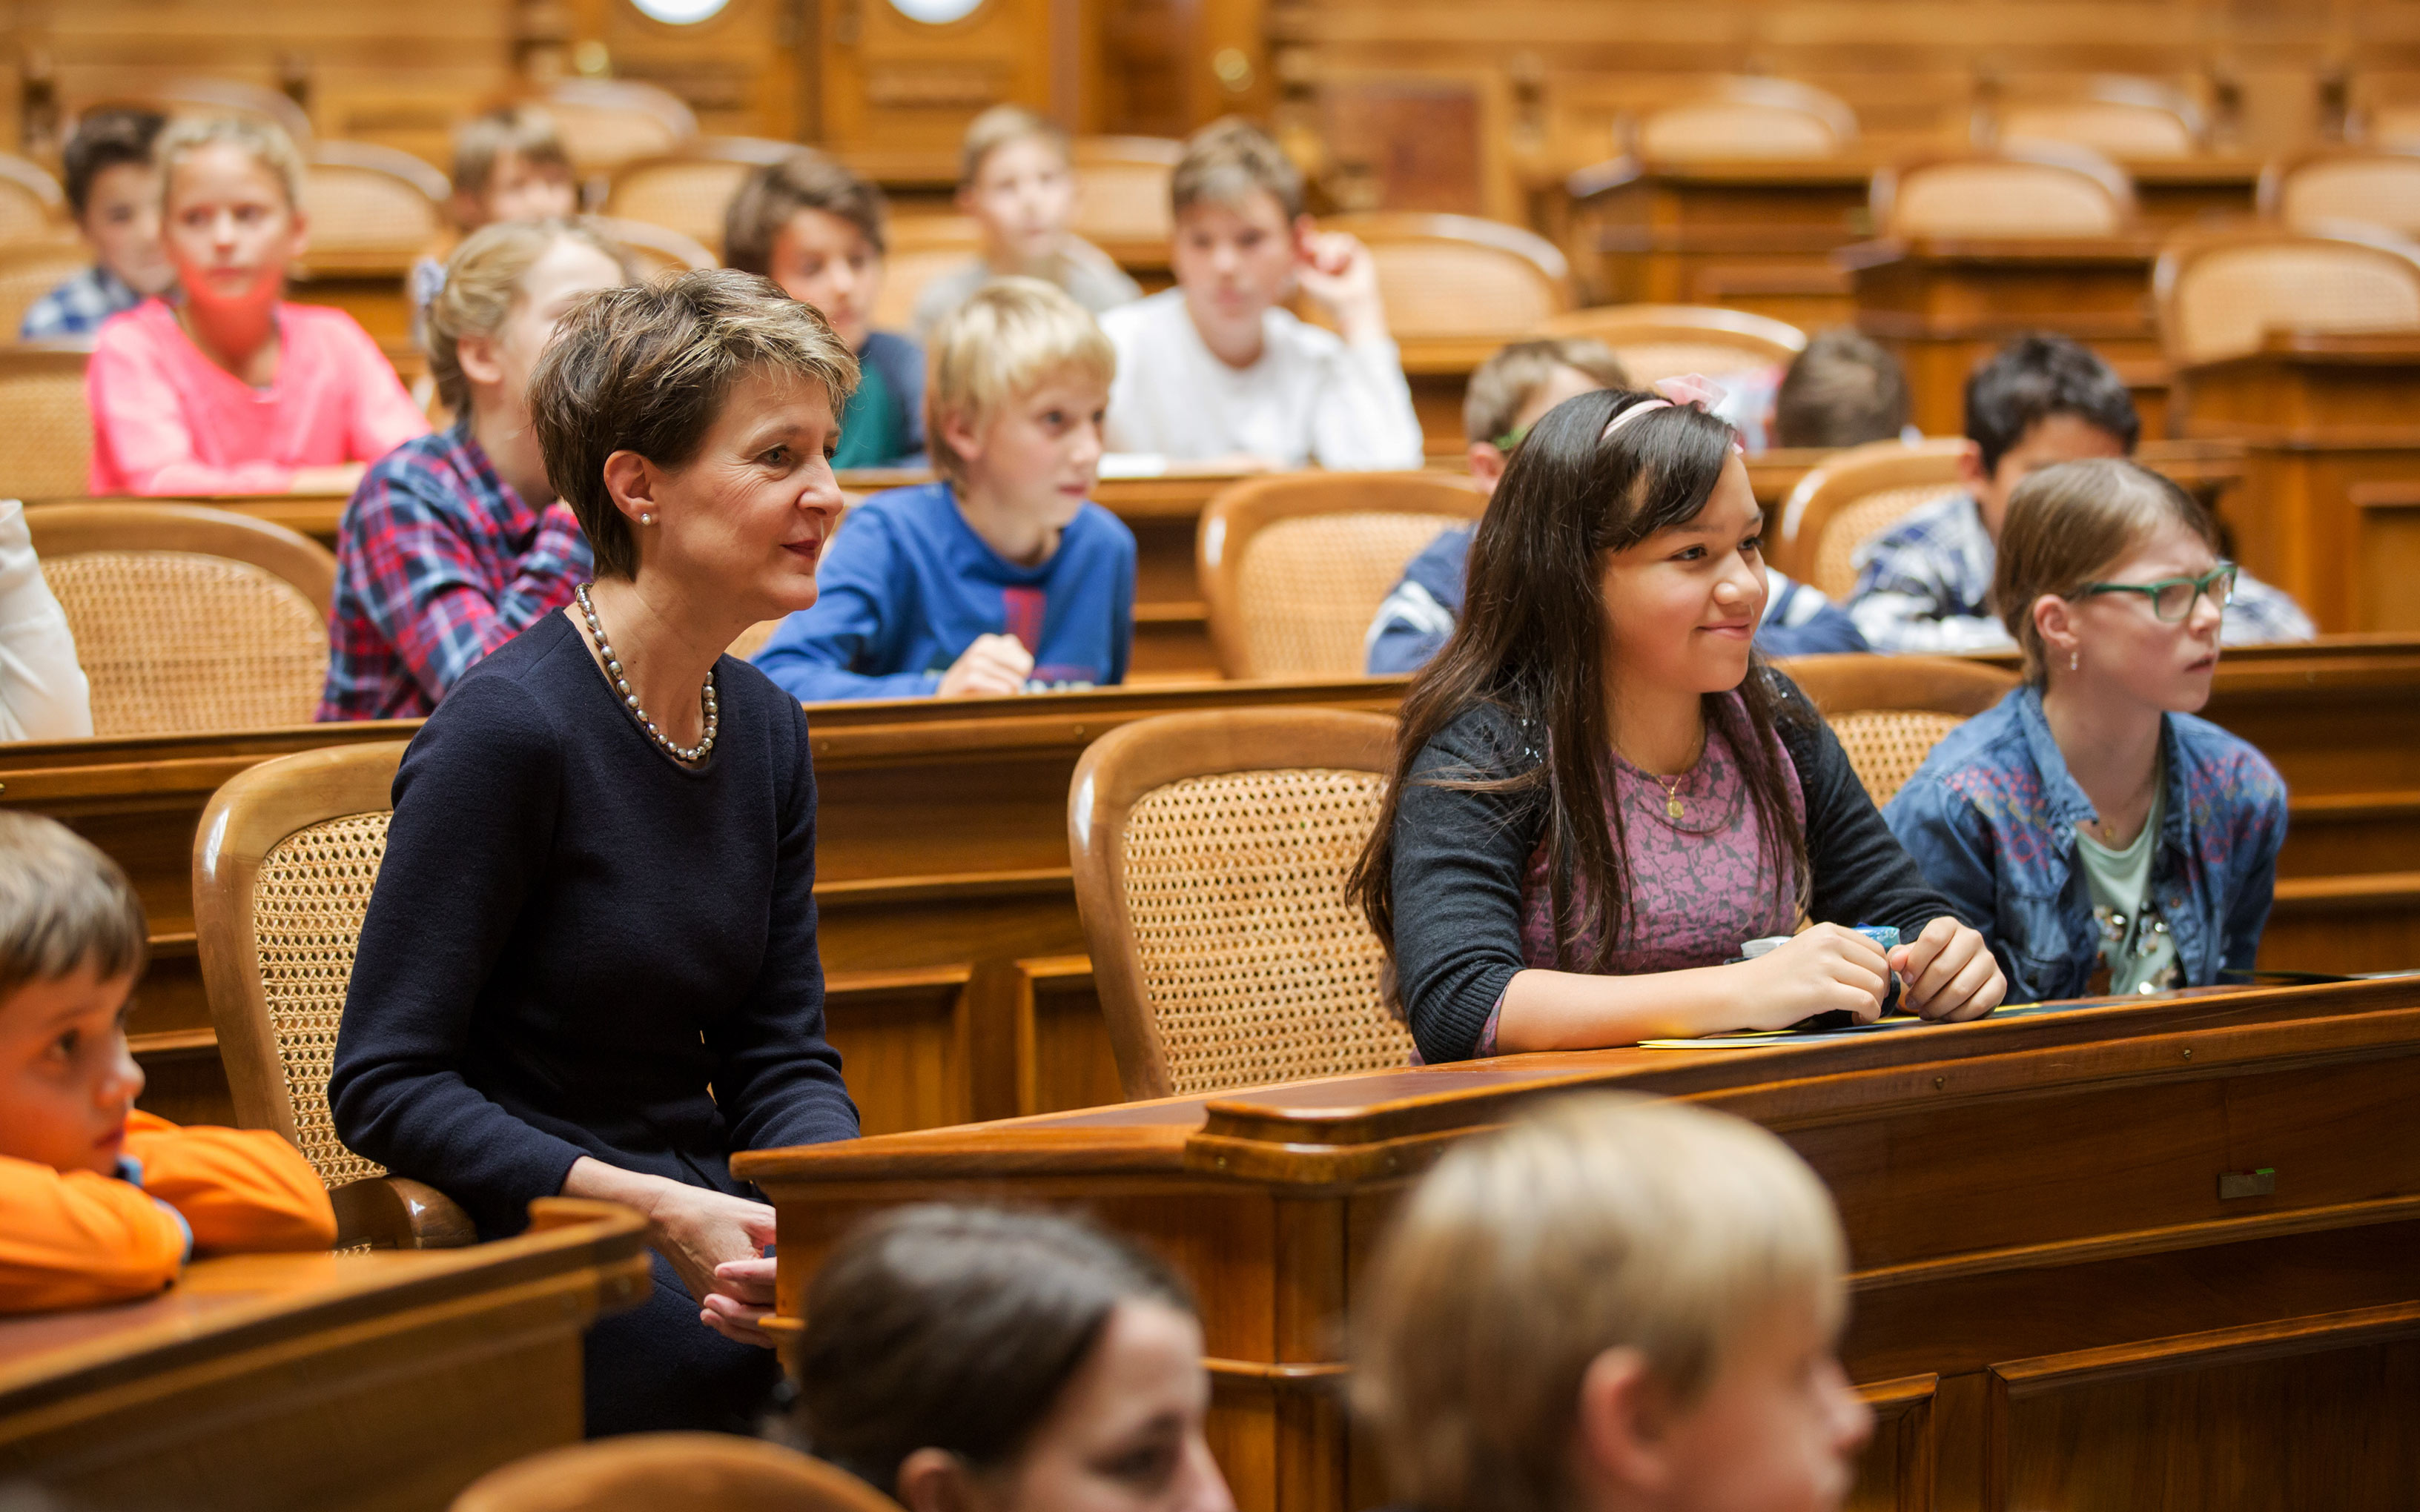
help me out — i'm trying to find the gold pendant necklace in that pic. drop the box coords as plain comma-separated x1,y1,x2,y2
1658,772,1686,821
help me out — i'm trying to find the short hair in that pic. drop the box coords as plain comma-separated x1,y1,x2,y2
793,1204,1194,1493
1353,1094,1846,1512
1965,332,2140,476
155,115,304,213
1994,457,2218,683
0,812,148,1001
1171,116,1303,222
960,104,1070,188
923,278,1116,485
62,107,167,219
450,104,573,201
1774,327,1910,449
725,150,888,274
1463,337,1630,448
426,218,638,414
527,268,861,580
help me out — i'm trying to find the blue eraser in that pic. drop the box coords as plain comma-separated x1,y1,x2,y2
1854,925,1900,952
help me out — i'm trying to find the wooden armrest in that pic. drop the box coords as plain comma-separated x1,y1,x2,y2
330,1176,478,1250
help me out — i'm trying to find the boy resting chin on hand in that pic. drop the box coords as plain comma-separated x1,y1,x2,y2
0,812,335,1314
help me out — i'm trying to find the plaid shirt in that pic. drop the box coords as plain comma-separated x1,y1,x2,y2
319,421,592,720
19,265,142,339
1848,491,2315,654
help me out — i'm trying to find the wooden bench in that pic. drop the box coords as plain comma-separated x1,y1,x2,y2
741,975,2420,1512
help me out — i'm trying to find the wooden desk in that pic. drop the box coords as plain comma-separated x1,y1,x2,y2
2170,331,2420,634
1847,236,2168,438
741,977,2420,1512
0,1198,649,1511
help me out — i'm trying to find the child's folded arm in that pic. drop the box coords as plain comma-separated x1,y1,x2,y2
0,1153,191,1313
123,1113,337,1253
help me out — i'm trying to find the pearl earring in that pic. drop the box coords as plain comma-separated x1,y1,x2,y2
2069,649,2080,672
639,511,657,526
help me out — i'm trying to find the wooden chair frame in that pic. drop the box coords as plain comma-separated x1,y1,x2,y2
2152,220,2420,368
1533,302,1808,366
194,741,476,1250
71,79,317,150
0,151,67,228
1196,471,1487,680
0,339,96,503
1316,210,1576,311
540,78,701,148
1769,437,1971,589
451,1431,906,1512
602,139,797,251
1871,145,2138,241
1629,76,1859,159
588,216,718,274
24,501,338,617
1068,706,1401,1101
1778,653,2021,722
1977,74,2207,157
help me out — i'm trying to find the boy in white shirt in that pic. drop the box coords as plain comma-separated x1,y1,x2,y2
1100,118,1424,471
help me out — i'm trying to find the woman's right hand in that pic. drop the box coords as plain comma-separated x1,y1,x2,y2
1736,924,1892,1031
642,1181,779,1319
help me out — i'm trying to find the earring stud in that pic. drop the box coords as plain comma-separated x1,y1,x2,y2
2070,650,2080,672
639,511,657,526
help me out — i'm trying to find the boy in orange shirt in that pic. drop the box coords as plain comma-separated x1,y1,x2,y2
0,812,334,1314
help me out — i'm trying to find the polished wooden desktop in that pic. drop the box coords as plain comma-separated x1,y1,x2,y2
0,1198,649,1511
2171,331,2420,634
741,976,2420,1512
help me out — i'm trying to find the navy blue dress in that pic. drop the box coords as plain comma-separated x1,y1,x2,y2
331,609,859,1436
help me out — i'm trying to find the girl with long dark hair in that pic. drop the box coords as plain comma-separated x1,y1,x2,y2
1349,382,2004,1061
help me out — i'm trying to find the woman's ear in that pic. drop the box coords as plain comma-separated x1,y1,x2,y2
1571,1347,1676,1501
895,1448,986,1512
600,450,661,530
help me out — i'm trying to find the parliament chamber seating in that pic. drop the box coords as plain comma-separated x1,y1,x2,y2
1780,652,2020,806
1769,436,1971,597
298,140,449,264
1871,144,2137,241
0,339,94,501
0,152,65,245
602,136,801,254
0,239,97,334
1983,75,2209,162
452,1433,906,1512
1533,300,1805,384
71,77,317,151
1630,76,1857,162
1069,706,1410,1099
2258,146,2420,238
1068,133,1183,255
191,738,480,1250
22,502,334,737
539,78,699,197
1194,468,1484,680
2155,221,2420,368
872,213,984,330
589,214,718,278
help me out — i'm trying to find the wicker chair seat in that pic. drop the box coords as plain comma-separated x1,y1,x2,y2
1811,483,1966,599
1120,766,1412,1095
1235,512,1467,680
252,811,393,1190
44,551,328,735
1827,709,1968,807
1890,162,2126,239
2168,243,2420,365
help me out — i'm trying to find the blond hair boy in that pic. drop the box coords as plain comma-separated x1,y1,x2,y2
1099,117,1422,471
909,106,1143,342
1355,1094,1873,1512
753,278,1135,702
0,813,334,1313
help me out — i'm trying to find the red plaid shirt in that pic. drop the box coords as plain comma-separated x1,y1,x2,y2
318,422,592,720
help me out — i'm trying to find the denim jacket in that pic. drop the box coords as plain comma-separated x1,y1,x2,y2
1882,687,2287,1003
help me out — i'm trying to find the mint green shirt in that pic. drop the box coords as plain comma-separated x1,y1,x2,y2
2074,779,2181,994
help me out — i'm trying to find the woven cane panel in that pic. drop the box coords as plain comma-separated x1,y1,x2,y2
2278,160,2420,236
876,245,978,331
1073,164,1175,243
607,162,754,248
1367,243,1563,336
2001,105,2197,160
555,107,685,175
0,369,93,501
0,185,52,245
2170,245,2420,365
1812,483,1964,598
0,246,93,336
2373,107,2420,151
1831,710,1967,807
300,167,442,257
1237,513,1466,678
1892,163,2123,238
44,552,327,736
1611,339,1788,385
1641,106,1839,160
1121,767,1411,1095
254,812,391,1189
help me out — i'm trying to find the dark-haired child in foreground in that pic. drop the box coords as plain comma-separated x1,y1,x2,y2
1350,381,2004,1059
0,812,334,1313
1885,459,2286,1004
1848,334,2312,652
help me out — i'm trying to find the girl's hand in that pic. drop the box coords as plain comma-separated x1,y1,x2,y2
701,1256,781,1347
1737,924,1891,1031
1891,917,2006,1022
937,633,1034,697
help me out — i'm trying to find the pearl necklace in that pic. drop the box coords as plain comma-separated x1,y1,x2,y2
576,583,718,764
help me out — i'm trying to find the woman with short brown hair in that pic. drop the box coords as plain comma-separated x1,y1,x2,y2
331,268,863,1436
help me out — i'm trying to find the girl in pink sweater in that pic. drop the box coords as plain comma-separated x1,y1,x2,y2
86,117,429,497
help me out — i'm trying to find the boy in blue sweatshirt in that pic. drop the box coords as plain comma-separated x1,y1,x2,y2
754,278,1136,701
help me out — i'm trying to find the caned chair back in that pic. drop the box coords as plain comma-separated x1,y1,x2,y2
604,138,799,254
1771,437,1970,598
1776,654,2021,806
23,503,335,736
0,339,95,501
452,1433,905,1512
300,142,449,265
1533,303,1807,383
2259,148,2420,239
1635,78,1857,161
1069,708,1412,1101
1070,136,1183,246
0,154,66,245
589,216,718,279
873,216,984,331
1874,147,2135,240
543,79,700,182
1988,78,2206,161
1197,471,1487,680
78,79,317,152
2155,223,2420,368
1316,213,1575,336
2363,102,2420,153
0,239,103,336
